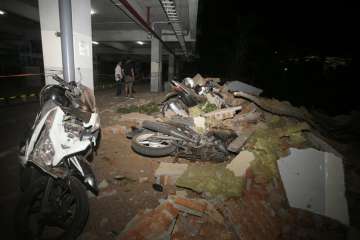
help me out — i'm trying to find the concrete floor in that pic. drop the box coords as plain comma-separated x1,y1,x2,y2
0,83,165,239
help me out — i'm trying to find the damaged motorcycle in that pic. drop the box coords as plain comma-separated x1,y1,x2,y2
15,75,101,240
161,78,226,117
129,119,236,162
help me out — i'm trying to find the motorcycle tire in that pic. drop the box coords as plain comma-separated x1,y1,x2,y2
131,131,177,157
15,176,89,240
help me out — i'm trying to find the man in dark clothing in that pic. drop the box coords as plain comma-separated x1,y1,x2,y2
123,59,135,99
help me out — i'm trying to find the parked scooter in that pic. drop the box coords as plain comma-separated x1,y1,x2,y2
15,75,101,240
130,119,236,162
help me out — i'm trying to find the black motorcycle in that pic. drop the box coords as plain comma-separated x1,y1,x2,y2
129,119,236,162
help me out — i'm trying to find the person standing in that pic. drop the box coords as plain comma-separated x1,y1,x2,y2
114,61,124,96
123,58,135,99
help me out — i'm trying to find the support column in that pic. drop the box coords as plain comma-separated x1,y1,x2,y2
71,0,93,89
168,54,174,82
150,35,162,92
39,0,62,85
38,0,93,89
59,0,75,83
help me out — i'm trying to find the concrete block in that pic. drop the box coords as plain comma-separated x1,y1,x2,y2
155,163,188,185
226,151,255,177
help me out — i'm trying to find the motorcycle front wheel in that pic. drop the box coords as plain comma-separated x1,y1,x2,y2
132,131,177,157
15,176,89,240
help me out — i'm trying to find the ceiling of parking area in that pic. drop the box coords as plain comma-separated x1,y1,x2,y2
91,0,197,56
0,0,198,56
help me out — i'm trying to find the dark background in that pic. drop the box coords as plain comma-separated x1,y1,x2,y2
0,1,357,115
190,1,357,115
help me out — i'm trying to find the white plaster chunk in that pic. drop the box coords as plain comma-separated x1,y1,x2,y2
226,150,255,177
277,148,349,225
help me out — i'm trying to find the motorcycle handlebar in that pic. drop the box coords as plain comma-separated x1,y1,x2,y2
52,75,81,97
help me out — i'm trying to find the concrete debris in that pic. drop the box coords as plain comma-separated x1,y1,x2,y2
97,189,117,199
205,93,224,108
305,132,343,158
113,175,126,181
114,74,350,238
98,179,109,189
176,164,244,198
193,116,206,133
117,202,179,240
155,163,188,186
278,148,349,225
203,106,242,121
225,80,263,96
233,91,315,127
118,112,156,128
192,73,207,86
138,177,149,183
227,131,254,153
175,190,188,198
226,151,255,177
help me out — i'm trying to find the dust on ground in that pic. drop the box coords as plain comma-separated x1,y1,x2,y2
82,86,182,239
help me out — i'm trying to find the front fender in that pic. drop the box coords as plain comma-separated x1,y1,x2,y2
69,156,98,195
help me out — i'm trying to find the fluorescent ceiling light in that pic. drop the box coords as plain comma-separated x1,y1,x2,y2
92,41,99,45
136,41,145,45
0,10,6,15
90,9,96,15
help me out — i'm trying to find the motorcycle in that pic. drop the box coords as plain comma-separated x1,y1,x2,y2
161,78,227,118
15,75,101,240
129,119,236,162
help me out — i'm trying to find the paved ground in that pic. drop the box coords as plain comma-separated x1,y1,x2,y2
1,84,359,239
0,84,171,239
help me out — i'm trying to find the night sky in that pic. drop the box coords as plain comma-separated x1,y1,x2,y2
195,1,356,114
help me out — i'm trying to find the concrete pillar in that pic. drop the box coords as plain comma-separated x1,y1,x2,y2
71,0,93,89
150,35,162,92
39,0,62,85
38,0,93,89
168,54,174,82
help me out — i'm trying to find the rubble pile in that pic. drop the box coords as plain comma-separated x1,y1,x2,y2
112,74,352,239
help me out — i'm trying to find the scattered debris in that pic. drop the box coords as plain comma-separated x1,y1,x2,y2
98,189,117,199
305,132,343,158
175,190,188,198
138,177,149,183
226,150,255,177
117,102,159,114
117,112,156,128
176,164,244,198
113,175,126,181
106,73,351,239
155,162,188,186
225,80,263,96
278,148,349,225
203,106,242,121
98,179,109,189
118,202,179,240
227,130,254,153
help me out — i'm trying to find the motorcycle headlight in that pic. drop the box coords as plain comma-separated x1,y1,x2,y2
32,111,56,167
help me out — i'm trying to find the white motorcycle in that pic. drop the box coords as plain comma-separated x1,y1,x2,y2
15,75,101,240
